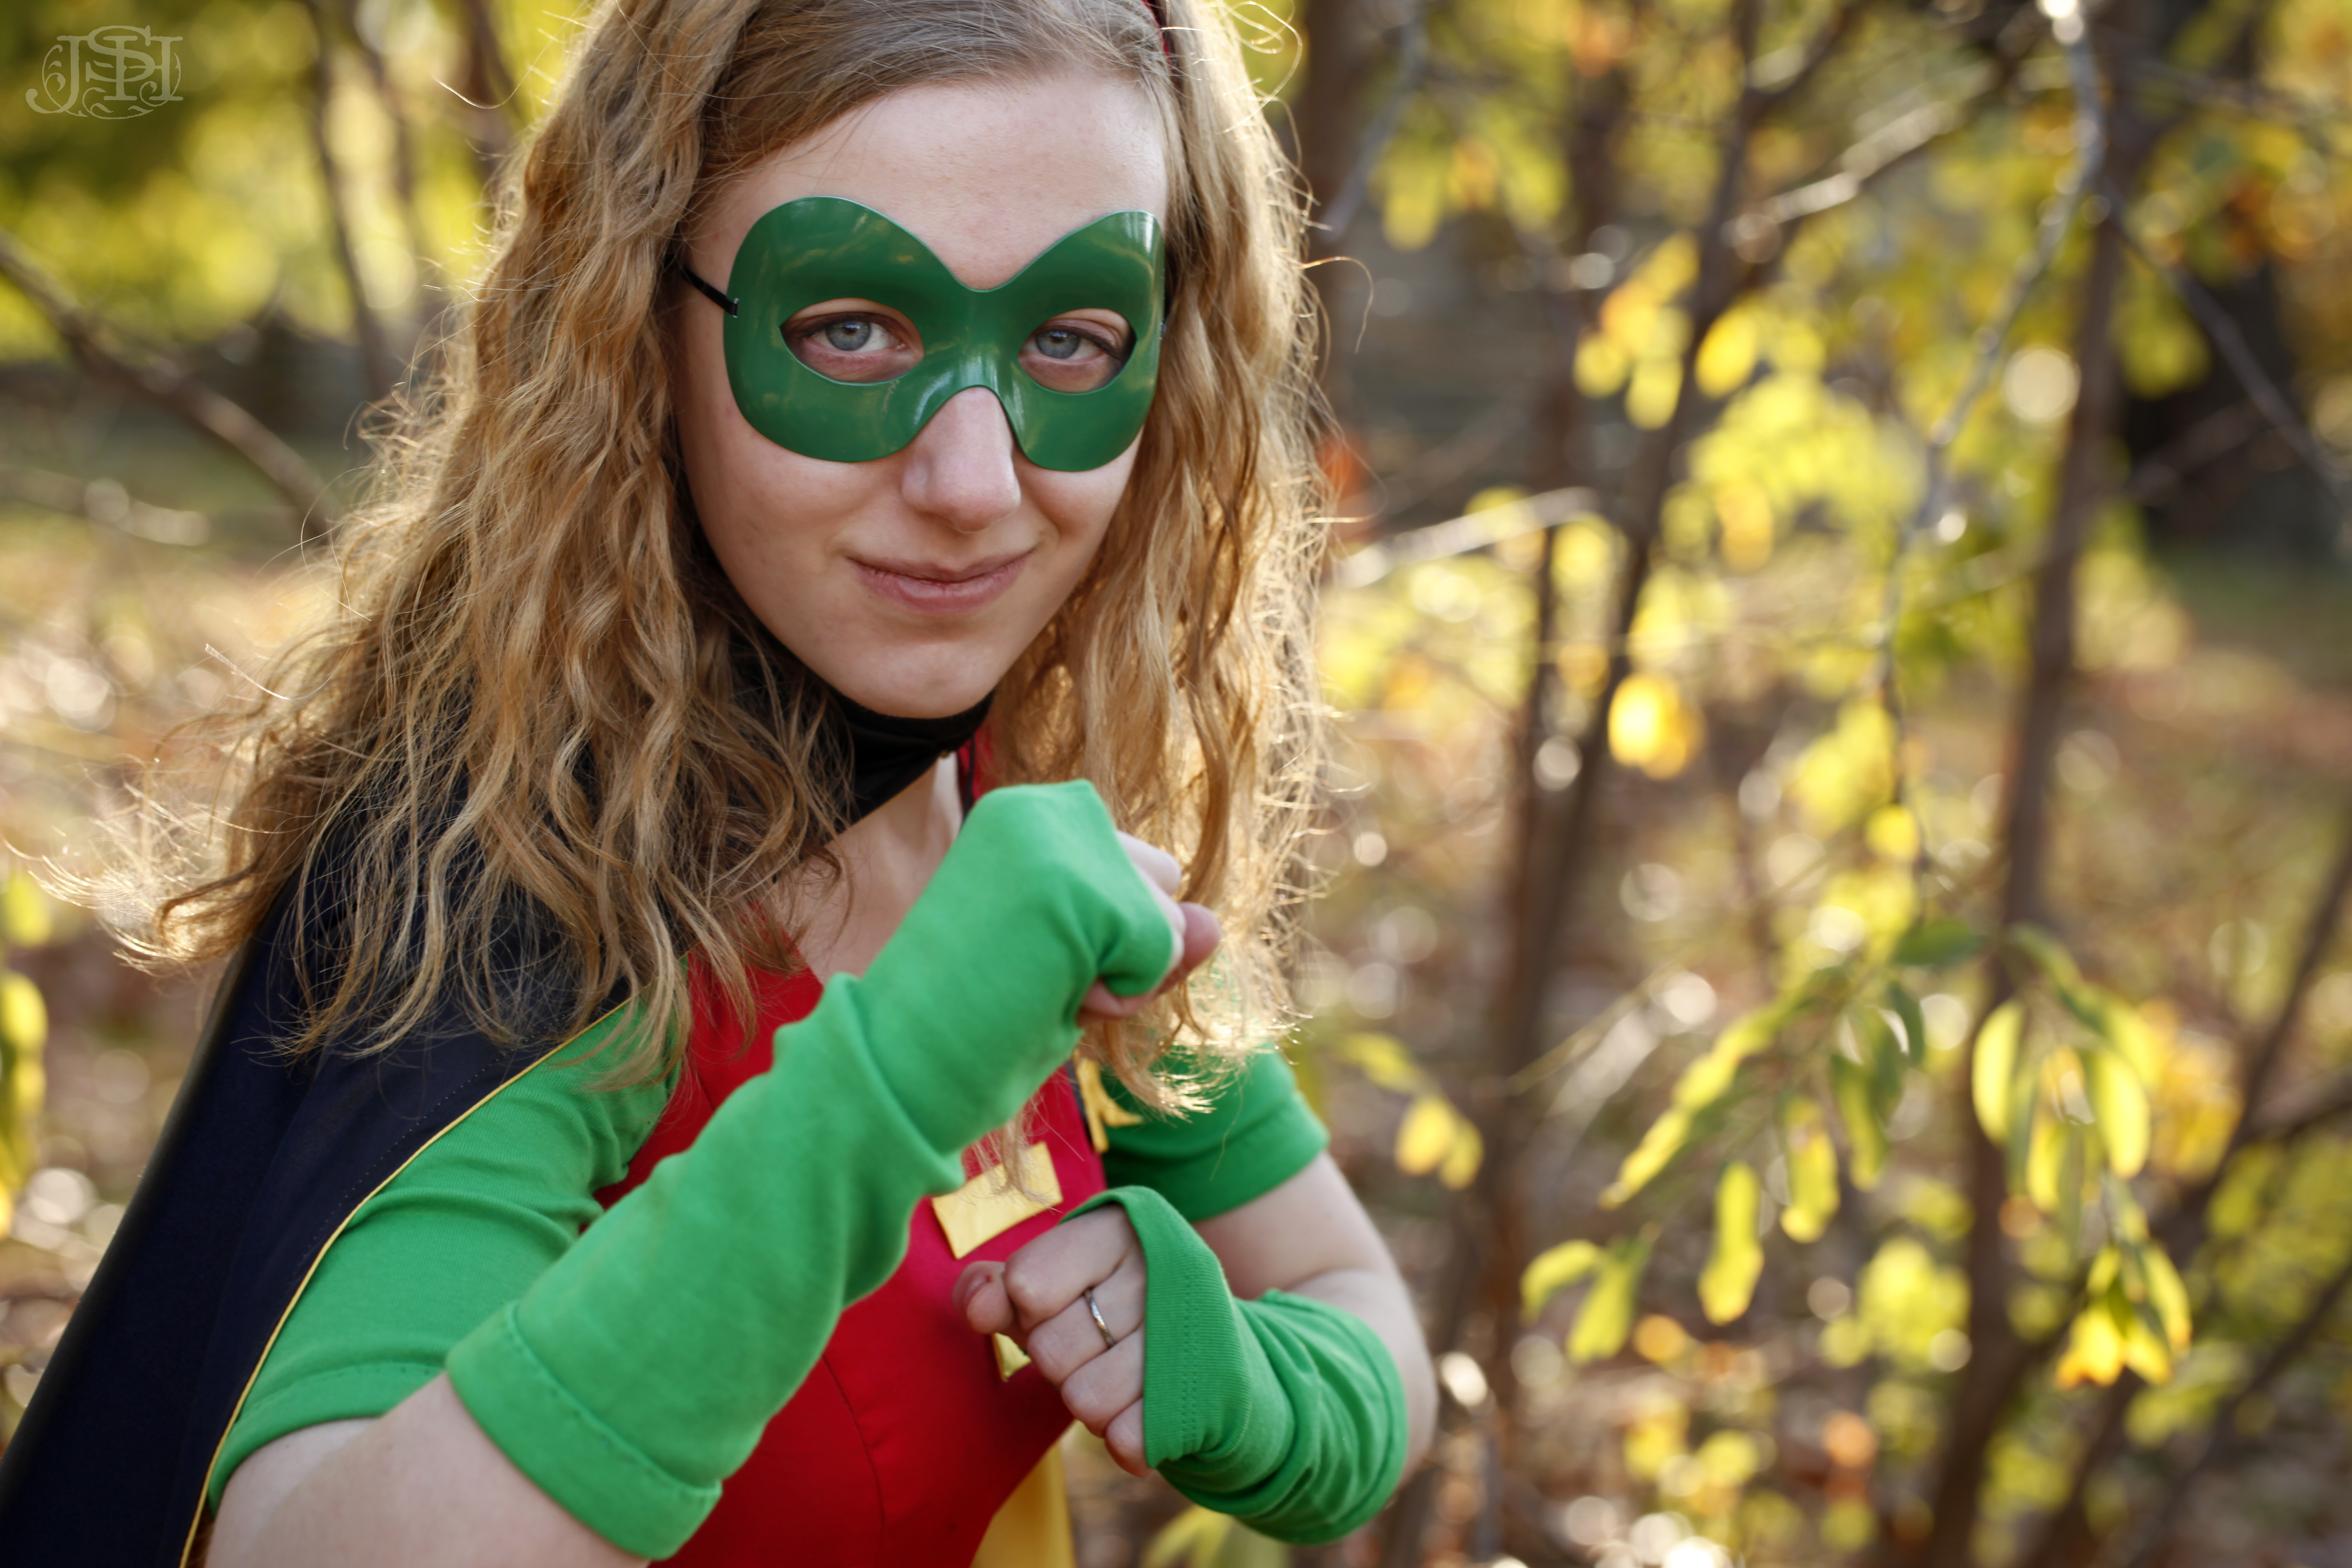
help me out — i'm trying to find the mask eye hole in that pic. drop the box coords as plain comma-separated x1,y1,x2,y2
784,301,923,384
1020,315,1132,394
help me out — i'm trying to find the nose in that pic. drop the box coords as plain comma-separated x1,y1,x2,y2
900,387,1023,532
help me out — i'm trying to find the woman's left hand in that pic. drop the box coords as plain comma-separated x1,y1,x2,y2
953,1208,1150,1475
1075,832,1221,1026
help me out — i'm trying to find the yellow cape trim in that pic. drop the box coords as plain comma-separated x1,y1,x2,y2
178,1000,632,1567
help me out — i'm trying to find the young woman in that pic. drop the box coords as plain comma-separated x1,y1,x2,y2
0,0,1434,1562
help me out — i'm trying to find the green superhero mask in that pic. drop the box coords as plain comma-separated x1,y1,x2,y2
684,197,1166,473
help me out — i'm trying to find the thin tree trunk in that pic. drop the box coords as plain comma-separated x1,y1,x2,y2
448,0,521,192
1910,150,2146,1568
2013,1374,2140,1568
302,0,394,404
338,0,436,298
1377,10,1768,1559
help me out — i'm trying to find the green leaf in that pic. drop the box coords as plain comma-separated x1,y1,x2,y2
1522,1239,1605,1321
1699,1162,1764,1324
1973,1001,2024,1142
1605,996,1803,1209
1854,1007,1906,1109
1831,1055,1888,1190
1781,1098,1841,1241
1568,1230,1656,1363
2008,924,2084,990
2079,1049,2150,1177
1885,981,1929,1067
1893,918,1985,968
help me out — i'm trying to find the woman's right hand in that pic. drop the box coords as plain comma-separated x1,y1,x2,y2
1077,832,1221,1024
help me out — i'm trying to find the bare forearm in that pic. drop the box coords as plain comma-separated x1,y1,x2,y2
207,1375,641,1568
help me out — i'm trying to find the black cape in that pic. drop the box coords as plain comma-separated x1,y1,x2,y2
0,700,989,1563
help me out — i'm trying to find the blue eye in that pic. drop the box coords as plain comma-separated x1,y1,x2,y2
1034,328,1087,361
824,319,877,351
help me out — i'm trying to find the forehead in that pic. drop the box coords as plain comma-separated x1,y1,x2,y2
707,75,1169,293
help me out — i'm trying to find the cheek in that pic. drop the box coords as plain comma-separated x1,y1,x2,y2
1029,454,1137,573
674,343,864,583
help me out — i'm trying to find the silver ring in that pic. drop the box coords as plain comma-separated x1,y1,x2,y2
1084,1286,1118,1351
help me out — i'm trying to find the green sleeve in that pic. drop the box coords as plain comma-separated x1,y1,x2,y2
205,1010,671,1509
1068,1186,1408,1544
445,781,1177,1557
1101,1047,1328,1220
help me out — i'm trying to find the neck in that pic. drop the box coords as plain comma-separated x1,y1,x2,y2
797,754,962,980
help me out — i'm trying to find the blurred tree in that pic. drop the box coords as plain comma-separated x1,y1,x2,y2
3,0,2352,1563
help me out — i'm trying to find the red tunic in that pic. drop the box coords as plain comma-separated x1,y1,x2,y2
596,961,1104,1567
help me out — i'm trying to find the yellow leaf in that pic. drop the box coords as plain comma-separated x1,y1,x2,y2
2121,1307,2174,1385
0,972,46,1058
1633,1314,1690,1363
1576,332,1631,397
1438,1118,1483,1189
1609,672,1703,780
1142,1505,1233,1568
2026,1111,2066,1215
1699,1161,1764,1324
1337,1032,1429,1094
2139,1244,2193,1351
2097,995,2161,1082
1972,1001,2024,1142
1695,309,1759,397
1782,1099,1840,1242
1395,1094,1457,1177
1568,1231,1655,1364
1627,355,1683,429
1713,477,1774,572
1865,805,1921,864
1522,1239,1604,1320
2054,1297,2128,1389
1604,1108,1690,1207
1,874,52,948
2080,1049,2150,1177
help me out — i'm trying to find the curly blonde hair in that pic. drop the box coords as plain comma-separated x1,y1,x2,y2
108,0,1326,1101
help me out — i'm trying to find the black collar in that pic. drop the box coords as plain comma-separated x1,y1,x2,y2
828,689,993,823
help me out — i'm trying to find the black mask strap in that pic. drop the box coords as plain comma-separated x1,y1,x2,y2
670,253,739,317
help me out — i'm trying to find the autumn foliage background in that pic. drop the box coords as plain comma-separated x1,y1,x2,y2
3,0,2352,1563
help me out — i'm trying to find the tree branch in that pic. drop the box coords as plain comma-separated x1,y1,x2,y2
0,228,331,529
1315,2,1429,244
1909,7,2126,1562
2104,185,2352,550
2158,799,2352,1253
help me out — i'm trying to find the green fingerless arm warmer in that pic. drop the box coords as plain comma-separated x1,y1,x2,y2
1068,1186,1409,1545
445,782,1176,1558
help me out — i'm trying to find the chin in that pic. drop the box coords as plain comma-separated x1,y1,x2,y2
822,651,1006,720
